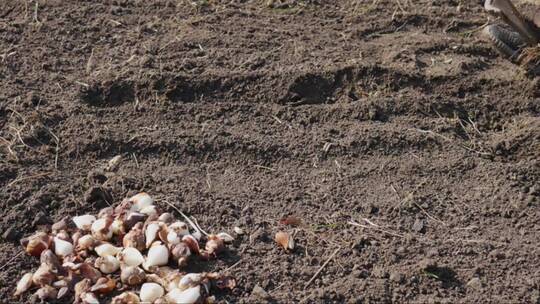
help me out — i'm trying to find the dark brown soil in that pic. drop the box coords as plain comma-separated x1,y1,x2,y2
1,0,539,303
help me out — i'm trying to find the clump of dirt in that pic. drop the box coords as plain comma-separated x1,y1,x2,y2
0,0,539,303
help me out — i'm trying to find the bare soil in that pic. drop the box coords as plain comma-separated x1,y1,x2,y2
1,0,539,303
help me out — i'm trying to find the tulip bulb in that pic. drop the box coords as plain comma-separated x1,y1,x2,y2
111,218,125,235
95,243,121,257
140,282,165,303
14,273,33,296
21,232,51,257
118,247,144,267
91,217,113,241
205,235,224,256
40,249,62,274
77,235,96,251
74,278,91,301
170,243,191,267
182,235,200,255
122,224,145,251
124,212,146,231
73,215,96,231
32,263,55,287
57,286,69,299
54,237,74,257
120,266,146,286
143,243,169,270
35,285,57,301
111,291,140,304
78,263,102,282
95,255,120,274
129,192,153,211
178,273,203,290
90,277,116,294
140,205,158,216
81,292,100,304
275,231,294,251
158,212,173,224
98,207,114,218
145,222,161,248
166,286,201,304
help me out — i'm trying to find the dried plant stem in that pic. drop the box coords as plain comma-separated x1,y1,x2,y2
8,172,51,187
0,251,24,271
161,200,209,237
348,221,405,238
305,247,340,289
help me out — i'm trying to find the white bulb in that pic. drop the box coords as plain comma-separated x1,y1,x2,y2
144,243,169,269
118,247,144,267
178,273,203,290
140,205,157,216
167,286,201,304
145,223,160,248
130,193,153,211
53,237,73,257
73,215,96,231
140,283,164,302
95,243,121,257
77,235,95,250
167,231,180,245
91,218,112,241
96,255,120,274
14,273,33,296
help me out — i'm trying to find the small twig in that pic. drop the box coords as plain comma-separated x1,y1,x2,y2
271,115,283,124
161,200,209,237
413,202,447,226
86,48,94,75
43,127,60,169
254,165,275,171
132,153,139,168
0,251,24,271
305,248,340,289
361,217,379,227
223,259,242,273
190,216,210,236
75,81,90,88
8,172,51,187
348,221,405,238
33,1,40,24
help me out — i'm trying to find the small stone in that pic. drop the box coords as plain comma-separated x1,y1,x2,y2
412,218,425,233
234,226,244,235
427,248,439,257
389,271,404,283
396,246,407,255
251,285,269,300
466,277,483,290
